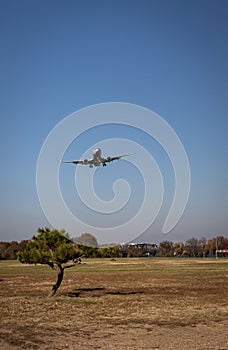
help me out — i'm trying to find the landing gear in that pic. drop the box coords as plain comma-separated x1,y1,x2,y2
89,164,93,168
102,163,106,167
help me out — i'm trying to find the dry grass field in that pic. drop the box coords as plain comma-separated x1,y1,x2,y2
0,258,228,350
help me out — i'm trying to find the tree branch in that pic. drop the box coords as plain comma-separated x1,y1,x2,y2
63,257,81,269
46,262,56,270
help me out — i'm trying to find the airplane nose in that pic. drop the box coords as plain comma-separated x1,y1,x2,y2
93,147,100,155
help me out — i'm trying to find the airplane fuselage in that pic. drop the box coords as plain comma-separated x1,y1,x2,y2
92,147,102,165
84,148,105,167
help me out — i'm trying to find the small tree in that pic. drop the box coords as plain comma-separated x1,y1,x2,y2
17,228,82,297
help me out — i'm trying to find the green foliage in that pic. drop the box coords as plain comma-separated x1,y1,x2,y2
97,246,121,258
77,244,97,258
17,228,83,296
17,228,81,266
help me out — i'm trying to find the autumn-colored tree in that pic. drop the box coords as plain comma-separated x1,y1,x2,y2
156,241,174,257
204,239,216,256
215,236,227,250
174,242,184,257
222,239,228,250
222,238,228,256
0,240,30,260
17,228,82,296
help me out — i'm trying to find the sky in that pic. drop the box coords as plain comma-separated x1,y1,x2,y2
0,0,227,244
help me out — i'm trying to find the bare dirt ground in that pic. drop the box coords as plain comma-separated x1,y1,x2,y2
0,258,228,350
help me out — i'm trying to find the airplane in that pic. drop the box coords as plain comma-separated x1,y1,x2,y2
60,147,134,168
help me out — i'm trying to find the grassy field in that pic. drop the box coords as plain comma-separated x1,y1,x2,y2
0,258,228,350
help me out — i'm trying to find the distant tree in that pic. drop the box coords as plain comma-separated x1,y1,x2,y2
73,233,98,248
182,249,190,257
97,246,121,258
109,245,121,258
173,242,184,257
126,245,143,258
204,238,216,256
6,241,20,260
156,241,174,257
0,240,29,260
77,244,98,258
185,237,199,257
222,238,228,256
17,228,82,297
222,238,228,250
0,242,9,260
215,236,227,250
198,237,207,257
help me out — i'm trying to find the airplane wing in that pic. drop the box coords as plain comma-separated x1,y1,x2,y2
103,153,135,163
60,160,84,164
60,159,94,165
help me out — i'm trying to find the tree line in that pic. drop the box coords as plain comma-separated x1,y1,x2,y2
155,236,228,258
0,232,227,260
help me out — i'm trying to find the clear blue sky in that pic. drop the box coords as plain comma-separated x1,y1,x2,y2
0,0,227,243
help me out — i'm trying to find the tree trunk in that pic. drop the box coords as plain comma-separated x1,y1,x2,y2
48,265,64,297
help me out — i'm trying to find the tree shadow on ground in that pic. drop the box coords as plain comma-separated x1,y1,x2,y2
66,287,145,298
66,287,105,297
